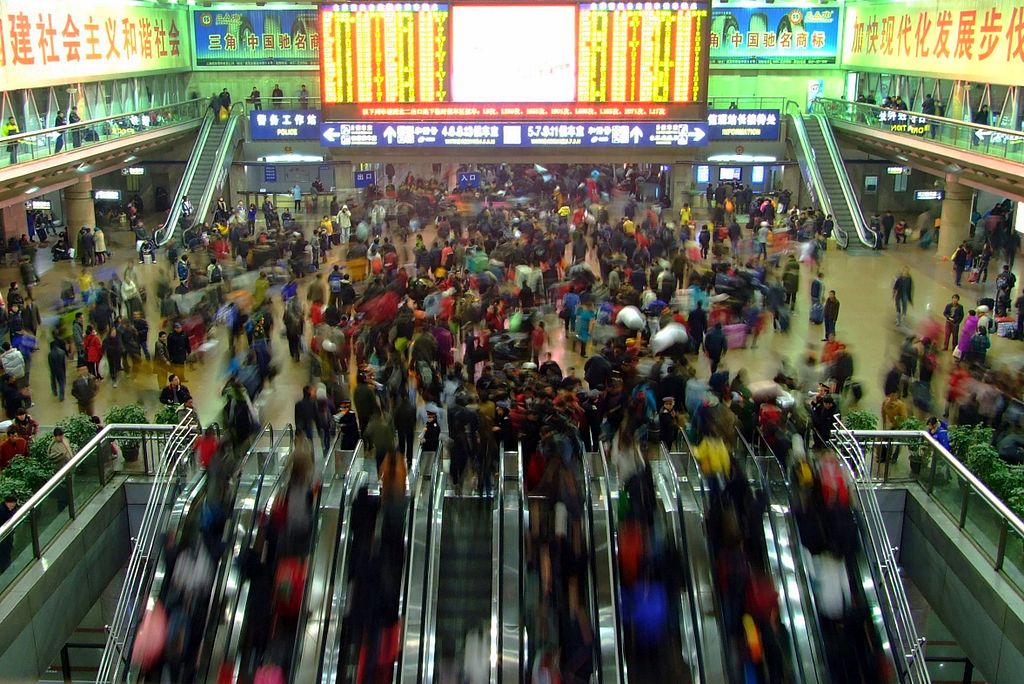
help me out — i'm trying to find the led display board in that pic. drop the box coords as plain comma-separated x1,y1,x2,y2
319,120,710,147
915,190,945,201
877,109,932,136
24,200,52,210
249,110,321,140
320,2,711,121
843,0,1024,87
711,4,841,66
192,7,319,68
93,190,122,201
706,109,780,140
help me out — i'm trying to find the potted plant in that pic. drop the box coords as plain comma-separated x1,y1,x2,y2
897,416,928,477
56,414,99,451
104,405,150,463
154,404,181,425
842,410,878,431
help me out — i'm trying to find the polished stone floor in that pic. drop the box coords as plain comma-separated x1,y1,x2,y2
11,211,1022,440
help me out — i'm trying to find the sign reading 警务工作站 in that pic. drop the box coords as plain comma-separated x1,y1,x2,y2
842,0,1024,86
0,0,191,90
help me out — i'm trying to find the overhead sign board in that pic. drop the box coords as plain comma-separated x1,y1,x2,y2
707,109,781,140
319,121,710,148
843,0,1024,86
192,8,319,68
0,1,191,90
711,5,842,66
264,166,277,183
24,200,51,210
915,190,945,201
458,172,480,189
249,110,320,141
320,2,711,122
353,170,376,188
877,109,931,136
93,190,122,201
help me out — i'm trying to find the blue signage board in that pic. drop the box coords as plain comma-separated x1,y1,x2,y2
320,122,709,148
264,166,277,183
706,109,781,141
250,110,321,141
458,172,480,189
192,8,320,68
354,170,376,189
711,5,841,67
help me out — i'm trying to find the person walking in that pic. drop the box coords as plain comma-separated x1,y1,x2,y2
299,85,309,109
69,107,82,148
103,327,123,388
271,84,284,108
70,364,98,416
83,326,103,379
893,268,913,325
942,294,965,351
823,290,840,340
249,86,262,110
53,110,67,153
2,116,19,164
952,241,970,287
291,183,302,212
782,255,800,311
47,337,68,401
704,322,727,374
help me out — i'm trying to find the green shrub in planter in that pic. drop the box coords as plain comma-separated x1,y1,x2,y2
2,454,57,493
948,425,994,460
897,416,929,475
56,414,98,451
843,410,878,431
0,475,32,502
105,405,151,462
153,404,181,425
28,434,55,464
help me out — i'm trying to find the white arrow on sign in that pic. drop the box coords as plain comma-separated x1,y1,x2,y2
675,125,706,145
383,126,397,143
629,126,643,143
322,127,339,143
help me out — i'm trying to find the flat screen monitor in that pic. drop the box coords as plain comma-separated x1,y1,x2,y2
718,166,742,181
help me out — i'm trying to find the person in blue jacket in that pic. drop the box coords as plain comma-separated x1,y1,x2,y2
927,416,950,451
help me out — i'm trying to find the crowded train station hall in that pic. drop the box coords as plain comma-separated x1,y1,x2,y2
0,0,1022,682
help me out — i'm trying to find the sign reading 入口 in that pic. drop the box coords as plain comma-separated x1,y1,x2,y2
249,110,320,141
0,0,190,90
843,0,1024,86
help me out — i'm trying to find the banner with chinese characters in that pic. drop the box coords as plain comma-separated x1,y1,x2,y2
0,1,190,90
877,109,933,136
192,7,319,69
249,110,320,140
711,5,842,66
843,0,1024,85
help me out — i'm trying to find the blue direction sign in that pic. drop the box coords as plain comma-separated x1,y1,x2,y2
354,170,376,188
458,172,480,188
320,121,709,148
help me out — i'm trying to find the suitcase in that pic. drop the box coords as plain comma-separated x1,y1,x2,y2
723,323,747,349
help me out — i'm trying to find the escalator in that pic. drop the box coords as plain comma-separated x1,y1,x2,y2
786,104,874,252
598,444,725,683
156,102,245,247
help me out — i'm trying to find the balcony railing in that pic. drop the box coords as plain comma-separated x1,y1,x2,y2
813,96,1024,166
0,99,204,171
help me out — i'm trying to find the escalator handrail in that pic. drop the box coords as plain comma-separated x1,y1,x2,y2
734,432,824,684
488,441,505,684
193,102,246,237
316,440,372,684
655,447,708,684
155,110,214,246
419,443,448,684
97,411,201,683
594,444,629,682
578,447,610,684
210,425,296,682
287,432,352,682
783,101,838,234
811,109,875,250
831,423,930,684
396,444,443,684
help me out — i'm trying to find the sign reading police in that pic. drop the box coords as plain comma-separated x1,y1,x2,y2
320,121,709,148
707,109,781,140
249,110,320,141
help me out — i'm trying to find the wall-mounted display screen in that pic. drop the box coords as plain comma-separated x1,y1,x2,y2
320,2,710,121
719,167,742,181
711,5,841,67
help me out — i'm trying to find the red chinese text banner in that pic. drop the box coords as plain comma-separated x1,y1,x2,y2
0,1,191,90
842,0,1024,86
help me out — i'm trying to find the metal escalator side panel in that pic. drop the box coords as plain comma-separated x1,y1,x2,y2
594,446,630,682
579,450,614,684
192,102,245,232
587,450,625,684
811,113,875,250
156,110,214,246
419,455,449,684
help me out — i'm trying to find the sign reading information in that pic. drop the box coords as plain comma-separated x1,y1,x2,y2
0,0,190,89
192,8,319,68
706,109,781,140
843,0,1024,86
711,5,842,66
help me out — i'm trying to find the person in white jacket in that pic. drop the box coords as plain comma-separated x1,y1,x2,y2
335,204,352,244
93,226,107,264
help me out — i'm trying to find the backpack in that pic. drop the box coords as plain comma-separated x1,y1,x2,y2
210,264,223,283
329,274,342,293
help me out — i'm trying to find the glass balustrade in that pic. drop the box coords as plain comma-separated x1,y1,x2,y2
0,100,203,170
813,97,1024,165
